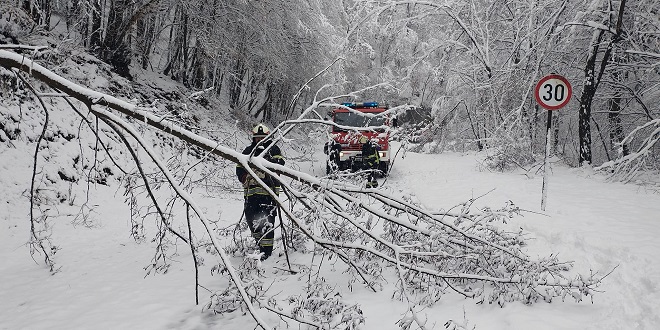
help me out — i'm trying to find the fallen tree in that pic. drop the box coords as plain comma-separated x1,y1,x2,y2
1,49,607,329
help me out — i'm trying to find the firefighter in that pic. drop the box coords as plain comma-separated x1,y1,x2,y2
360,135,380,188
236,123,285,261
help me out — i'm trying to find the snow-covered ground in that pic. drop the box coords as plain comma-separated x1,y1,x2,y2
389,150,660,330
2,134,659,329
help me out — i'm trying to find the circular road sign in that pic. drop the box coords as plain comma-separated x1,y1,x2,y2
534,74,572,110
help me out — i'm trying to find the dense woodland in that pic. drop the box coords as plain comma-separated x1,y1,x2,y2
1,1,659,328
3,0,659,172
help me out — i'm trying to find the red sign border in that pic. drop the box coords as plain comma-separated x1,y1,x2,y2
534,74,572,110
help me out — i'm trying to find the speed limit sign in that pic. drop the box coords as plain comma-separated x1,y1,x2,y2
534,74,572,110
535,74,572,211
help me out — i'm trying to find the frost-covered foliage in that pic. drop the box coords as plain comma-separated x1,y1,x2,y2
207,255,366,329
284,279,365,329
0,3,37,44
278,175,604,316
1,4,616,326
2,46,609,328
481,136,539,172
345,0,660,173
0,35,239,276
596,119,660,187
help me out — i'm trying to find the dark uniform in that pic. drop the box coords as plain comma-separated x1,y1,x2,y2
361,137,380,188
236,124,285,260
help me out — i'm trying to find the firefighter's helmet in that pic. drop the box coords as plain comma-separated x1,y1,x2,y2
359,135,368,144
252,124,270,138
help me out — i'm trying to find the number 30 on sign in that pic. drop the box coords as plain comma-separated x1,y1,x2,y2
534,74,572,110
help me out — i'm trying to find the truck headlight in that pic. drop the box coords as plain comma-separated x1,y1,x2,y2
379,151,386,158
339,151,344,158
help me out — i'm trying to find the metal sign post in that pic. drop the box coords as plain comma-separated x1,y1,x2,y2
541,111,553,211
534,74,572,211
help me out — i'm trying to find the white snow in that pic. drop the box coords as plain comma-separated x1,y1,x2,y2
2,135,659,329
2,48,659,329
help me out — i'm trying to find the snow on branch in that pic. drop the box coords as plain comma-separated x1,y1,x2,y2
347,0,492,77
1,49,608,328
624,50,660,59
595,119,660,182
0,44,49,51
559,21,617,34
0,49,272,330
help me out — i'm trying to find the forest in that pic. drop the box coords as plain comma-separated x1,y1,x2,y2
5,0,659,171
1,0,659,329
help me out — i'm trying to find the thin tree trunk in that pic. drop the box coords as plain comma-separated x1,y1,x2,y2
578,29,604,165
102,0,132,77
136,15,156,70
22,0,50,27
181,12,190,86
89,0,102,50
608,91,629,156
577,0,626,165
163,6,182,77
39,0,51,28
608,0,629,157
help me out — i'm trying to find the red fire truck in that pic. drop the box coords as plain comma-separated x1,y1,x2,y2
324,102,396,176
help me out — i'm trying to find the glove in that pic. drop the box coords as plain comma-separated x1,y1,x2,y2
242,177,253,188
256,145,266,156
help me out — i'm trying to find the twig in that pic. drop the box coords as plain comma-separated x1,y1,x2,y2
103,118,189,243
186,204,200,305
278,207,295,274
15,69,56,272
91,108,272,329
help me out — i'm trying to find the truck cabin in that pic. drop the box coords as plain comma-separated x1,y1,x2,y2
326,102,394,176
331,102,390,134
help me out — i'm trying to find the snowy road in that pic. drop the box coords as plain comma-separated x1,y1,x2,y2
385,148,660,330
2,140,659,329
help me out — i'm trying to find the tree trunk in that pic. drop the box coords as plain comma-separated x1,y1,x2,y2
162,6,181,78
102,0,132,78
608,91,629,156
99,0,160,78
181,12,190,86
577,29,604,166
22,0,37,24
1,49,606,325
89,0,102,50
608,1,630,157
22,0,50,27
578,0,627,165
39,0,51,28
136,14,156,70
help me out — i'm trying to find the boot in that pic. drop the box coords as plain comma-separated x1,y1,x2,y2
366,180,378,188
260,246,273,261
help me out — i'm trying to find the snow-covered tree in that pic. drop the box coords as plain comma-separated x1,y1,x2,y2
2,47,608,329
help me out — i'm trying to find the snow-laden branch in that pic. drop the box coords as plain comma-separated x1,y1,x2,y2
0,44,48,51
0,50,251,170
595,119,660,182
624,50,660,59
0,49,272,330
93,96,273,330
559,21,617,34
346,0,492,77
1,49,605,319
